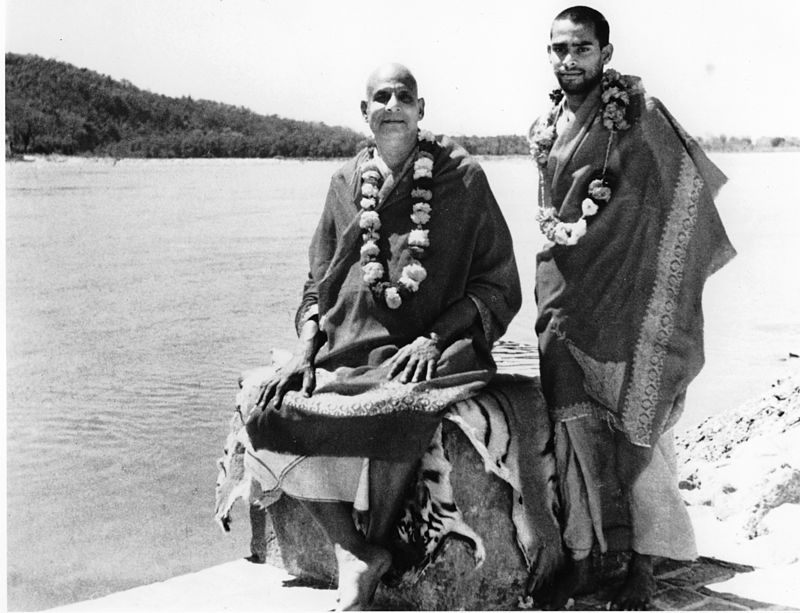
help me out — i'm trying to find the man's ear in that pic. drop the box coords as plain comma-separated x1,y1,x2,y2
601,43,614,65
418,98,425,120
360,100,368,121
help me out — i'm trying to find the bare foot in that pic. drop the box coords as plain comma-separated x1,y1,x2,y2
611,553,656,610
539,556,593,610
334,543,392,611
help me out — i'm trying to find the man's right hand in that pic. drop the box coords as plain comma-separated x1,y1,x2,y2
253,356,315,412
253,318,323,413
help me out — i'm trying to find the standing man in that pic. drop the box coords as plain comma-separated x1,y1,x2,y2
530,6,735,609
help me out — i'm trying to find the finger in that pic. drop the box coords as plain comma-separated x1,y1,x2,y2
273,378,290,409
388,350,409,379
411,358,426,383
426,359,437,381
256,380,277,410
302,367,316,397
401,357,418,383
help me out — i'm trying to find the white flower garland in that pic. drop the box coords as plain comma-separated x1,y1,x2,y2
358,129,438,309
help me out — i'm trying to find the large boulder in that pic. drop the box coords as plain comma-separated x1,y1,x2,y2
269,419,533,610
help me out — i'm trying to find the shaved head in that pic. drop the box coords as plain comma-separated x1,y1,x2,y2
365,62,418,99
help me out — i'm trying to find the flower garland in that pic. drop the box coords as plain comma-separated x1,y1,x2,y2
358,130,438,309
531,69,639,246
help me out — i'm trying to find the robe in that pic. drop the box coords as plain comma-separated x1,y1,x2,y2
532,77,735,559
247,137,522,462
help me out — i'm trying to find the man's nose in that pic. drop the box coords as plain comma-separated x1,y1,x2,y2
563,53,577,68
386,92,401,110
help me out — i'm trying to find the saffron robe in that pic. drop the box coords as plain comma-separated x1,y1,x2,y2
247,138,522,461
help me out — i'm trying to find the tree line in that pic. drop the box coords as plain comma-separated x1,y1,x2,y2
6,53,797,159
5,53,368,158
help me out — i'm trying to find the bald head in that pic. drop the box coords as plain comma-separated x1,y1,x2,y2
365,62,418,99
360,62,425,166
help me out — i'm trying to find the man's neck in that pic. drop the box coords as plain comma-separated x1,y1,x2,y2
563,81,602,113
375,135,417,174
564,92,589,113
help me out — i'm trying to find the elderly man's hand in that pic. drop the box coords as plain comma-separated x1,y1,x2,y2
253,355,316,413
253,319,322,413
386,335,442,383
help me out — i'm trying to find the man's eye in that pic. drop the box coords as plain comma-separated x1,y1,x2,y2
374,92,390,103
398,92,414,103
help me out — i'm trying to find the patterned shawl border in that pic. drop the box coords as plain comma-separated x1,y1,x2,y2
280,380,484,418
622,153,702,445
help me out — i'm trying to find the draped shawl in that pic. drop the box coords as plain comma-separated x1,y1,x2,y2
534,78,735,448
248,138,522,460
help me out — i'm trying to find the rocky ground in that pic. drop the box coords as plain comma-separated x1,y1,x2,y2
671,360,800,609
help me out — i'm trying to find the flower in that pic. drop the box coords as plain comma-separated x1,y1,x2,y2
581,198,599,217
402,262,427,283
411,188,433,201
588,179,612,202
410,209,431,225
398,275,420,292
362,169,382,183
532,69,637,246
384,286,402,309
413,167,433,180
358,130,436,308
359,210,381,231
360,240,380,259
408,229,430,248
566,218,587,245
414,157,434,172
362,261,384,284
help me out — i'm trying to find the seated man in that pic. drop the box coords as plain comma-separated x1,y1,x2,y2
246,62,522,610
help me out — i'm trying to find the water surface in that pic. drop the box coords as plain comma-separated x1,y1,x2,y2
5,153,799,609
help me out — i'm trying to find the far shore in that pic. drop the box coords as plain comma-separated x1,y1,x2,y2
7,146,800,165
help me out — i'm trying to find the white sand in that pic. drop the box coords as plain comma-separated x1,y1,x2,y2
47,560,338,612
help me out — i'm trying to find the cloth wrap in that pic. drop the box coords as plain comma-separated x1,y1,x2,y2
218,363,564,592
532,78,736,451
247,137,522,461
530,76,735,560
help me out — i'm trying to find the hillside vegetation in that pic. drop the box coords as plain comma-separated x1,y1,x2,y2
6,53,795,159
5,53,368,158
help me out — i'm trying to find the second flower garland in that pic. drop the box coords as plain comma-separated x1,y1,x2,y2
358,129,438,310
530,69,640,246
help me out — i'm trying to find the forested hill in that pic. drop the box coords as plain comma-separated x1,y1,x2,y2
4,53,369,158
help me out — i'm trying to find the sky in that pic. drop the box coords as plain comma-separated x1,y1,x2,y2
4,0,800,139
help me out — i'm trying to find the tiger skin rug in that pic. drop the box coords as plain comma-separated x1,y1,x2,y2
215,364,563,597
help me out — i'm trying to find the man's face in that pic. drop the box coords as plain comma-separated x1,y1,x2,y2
361,70,424,142
548,19,612,95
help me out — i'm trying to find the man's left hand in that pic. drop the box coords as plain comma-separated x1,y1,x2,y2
385,336,442,383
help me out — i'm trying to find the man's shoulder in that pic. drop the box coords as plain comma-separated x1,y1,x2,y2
330,148,369,183
435,135,485,179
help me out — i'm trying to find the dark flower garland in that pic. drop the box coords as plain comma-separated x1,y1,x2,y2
530,69,641,245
